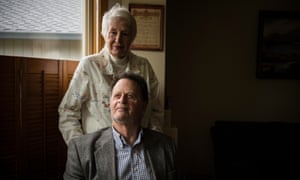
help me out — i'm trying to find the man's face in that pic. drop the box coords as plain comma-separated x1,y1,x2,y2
110,78,146,125
105,18,133,58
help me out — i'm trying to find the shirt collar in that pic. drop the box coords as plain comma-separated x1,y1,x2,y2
112,127,143,148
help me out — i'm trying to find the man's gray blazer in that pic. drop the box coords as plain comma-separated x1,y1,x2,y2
64,127,178,180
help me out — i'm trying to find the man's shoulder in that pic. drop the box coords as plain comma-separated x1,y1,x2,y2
143,128,175,145
71,127,112,147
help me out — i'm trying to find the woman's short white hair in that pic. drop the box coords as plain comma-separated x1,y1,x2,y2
101,3,137,40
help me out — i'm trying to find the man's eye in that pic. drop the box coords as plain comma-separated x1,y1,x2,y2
122,32,129,36
113,94,121,99
127,94,135,99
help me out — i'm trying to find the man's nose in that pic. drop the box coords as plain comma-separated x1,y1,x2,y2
119,94,127,104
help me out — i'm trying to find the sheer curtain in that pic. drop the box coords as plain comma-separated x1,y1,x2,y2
83,0,108,56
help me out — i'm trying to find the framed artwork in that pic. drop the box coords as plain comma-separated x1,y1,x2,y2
256,11,300,79
129,4,164,51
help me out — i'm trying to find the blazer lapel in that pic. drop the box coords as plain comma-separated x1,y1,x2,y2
94,129,116,180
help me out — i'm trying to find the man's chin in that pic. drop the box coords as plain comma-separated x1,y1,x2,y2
114,121,128,127
113,116,127,123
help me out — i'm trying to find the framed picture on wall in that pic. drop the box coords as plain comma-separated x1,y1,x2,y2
256,11,300,79
129,4,164,51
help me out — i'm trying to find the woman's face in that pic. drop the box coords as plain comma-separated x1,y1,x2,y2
105,18,133,58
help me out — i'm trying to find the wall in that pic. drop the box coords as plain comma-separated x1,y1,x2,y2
166,0,300,179
0,39,81,60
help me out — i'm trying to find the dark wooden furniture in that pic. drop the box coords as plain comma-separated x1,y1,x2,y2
0,55,78,180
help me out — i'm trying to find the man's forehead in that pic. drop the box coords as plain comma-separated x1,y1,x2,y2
112,79,139,92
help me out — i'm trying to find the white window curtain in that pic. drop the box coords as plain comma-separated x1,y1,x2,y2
83,0,108,56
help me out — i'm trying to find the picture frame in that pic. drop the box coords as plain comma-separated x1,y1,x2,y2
256,11,300,79
129,4,164,51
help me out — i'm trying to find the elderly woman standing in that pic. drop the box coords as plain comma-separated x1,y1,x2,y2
58,3,163,145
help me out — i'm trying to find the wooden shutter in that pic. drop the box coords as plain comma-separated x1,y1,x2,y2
0,56,20,180
21,58,61,179
0,56,79,179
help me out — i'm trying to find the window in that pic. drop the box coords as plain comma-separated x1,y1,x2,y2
0,0,82,40
0,0,108,59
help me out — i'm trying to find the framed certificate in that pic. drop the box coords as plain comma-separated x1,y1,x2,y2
129,4,164,51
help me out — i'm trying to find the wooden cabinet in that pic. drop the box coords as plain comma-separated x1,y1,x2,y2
0,56,78,180
0,56,20,180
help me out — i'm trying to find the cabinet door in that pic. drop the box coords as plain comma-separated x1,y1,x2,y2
21,58,61,179
0,56,20,180
0,56,78,180
21,59,78,179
